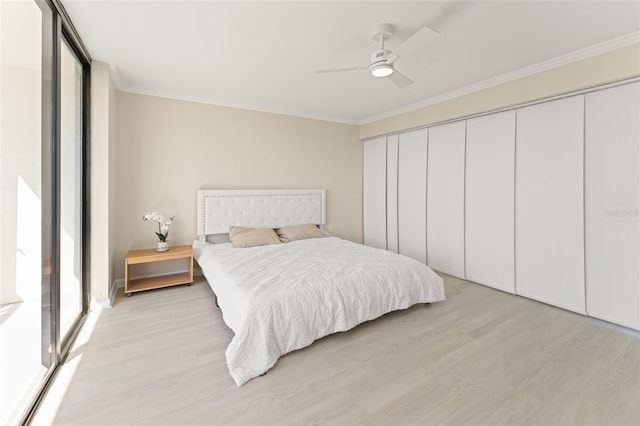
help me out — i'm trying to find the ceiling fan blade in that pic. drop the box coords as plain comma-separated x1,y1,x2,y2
391,26,441,61
388,69,413,88
315,66,368,74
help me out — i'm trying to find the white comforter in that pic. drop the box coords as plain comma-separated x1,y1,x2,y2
193,237,445,386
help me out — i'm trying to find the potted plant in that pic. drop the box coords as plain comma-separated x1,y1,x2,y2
142,212,174,252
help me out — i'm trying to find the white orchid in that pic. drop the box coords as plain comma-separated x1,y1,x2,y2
142,211,174,242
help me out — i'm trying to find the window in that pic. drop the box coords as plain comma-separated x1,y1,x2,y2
0,0,90,423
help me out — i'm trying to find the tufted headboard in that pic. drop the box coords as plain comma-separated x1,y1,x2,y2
197,189,326,241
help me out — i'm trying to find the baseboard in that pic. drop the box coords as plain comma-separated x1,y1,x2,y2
93,271,202,309
93,279,123,310
111,278,125,306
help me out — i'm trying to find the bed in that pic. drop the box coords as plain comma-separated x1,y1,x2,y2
193,189,445,386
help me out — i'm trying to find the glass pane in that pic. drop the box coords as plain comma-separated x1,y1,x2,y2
59,39,83,342
0,0,52,423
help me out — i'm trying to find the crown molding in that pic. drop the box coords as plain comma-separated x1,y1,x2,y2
104,63,357,124
109,82,358,125
108,64,122,89
359,32,640,125
102,32,639,127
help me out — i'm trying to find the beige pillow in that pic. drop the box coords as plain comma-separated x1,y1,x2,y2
229,226,282,248
276,223,327,243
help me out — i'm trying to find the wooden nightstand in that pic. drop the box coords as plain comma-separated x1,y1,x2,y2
124,245,194,296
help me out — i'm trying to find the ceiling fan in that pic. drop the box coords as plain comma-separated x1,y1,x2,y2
315,23,441,88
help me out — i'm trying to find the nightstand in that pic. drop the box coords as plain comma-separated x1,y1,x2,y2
124,245,194,296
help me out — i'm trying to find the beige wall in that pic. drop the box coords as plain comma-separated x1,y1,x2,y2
113,92,361,279
101,43,638,285
360,43,640,139
90,61,117,303
108,66,118,289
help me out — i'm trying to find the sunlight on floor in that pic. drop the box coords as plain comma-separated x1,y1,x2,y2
31,302,103,425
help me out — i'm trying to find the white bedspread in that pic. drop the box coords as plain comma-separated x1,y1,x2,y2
193,237,445,386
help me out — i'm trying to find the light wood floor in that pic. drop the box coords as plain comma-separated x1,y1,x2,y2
51,275,640,425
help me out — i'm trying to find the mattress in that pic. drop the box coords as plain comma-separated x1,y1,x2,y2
193,236,445,386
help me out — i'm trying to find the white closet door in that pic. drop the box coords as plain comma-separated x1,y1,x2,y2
386,135,399,253
398,129,428,263
585,83,640,330
465,111,516,293
427,121,466,277
363,137,387,250
515,96,585,313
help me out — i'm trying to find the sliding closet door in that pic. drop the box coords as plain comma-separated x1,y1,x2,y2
465,111,515,293
427,121,465,277
398,129,427,263
515,96,585,313
363,137,387,249
386,135,399,253
585,82,640,330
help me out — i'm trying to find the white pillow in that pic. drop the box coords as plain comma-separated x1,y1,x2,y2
276,224,327,243
229,226,282,248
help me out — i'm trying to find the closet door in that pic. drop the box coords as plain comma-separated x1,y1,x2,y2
386,135,399,253
427,121,466,277
585,83,640,330
465,111,516,293
515,96,585,313
363,137,387,250
398,129,428,263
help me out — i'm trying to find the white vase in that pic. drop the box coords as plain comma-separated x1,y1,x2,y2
156,241,169,252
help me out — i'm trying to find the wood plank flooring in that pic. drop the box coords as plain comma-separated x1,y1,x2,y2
51,275,640,425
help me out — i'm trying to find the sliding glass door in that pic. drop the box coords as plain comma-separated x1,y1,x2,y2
60,38,84,342
0,1,53,423
0,0,90,423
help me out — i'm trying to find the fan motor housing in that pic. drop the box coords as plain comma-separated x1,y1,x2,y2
371,49,391,66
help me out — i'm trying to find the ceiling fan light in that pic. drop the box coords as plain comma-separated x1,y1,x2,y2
371,63,393,77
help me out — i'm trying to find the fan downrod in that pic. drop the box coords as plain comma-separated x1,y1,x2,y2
372,23,394,43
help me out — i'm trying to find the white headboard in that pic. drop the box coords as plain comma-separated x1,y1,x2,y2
197,189,326,240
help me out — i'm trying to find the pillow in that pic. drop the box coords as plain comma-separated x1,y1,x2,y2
276,223,327,243
229,226,282,248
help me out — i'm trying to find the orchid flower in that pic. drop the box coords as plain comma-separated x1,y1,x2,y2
143,211,174,242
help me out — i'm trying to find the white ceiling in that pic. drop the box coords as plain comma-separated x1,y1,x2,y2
62,0,640,124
